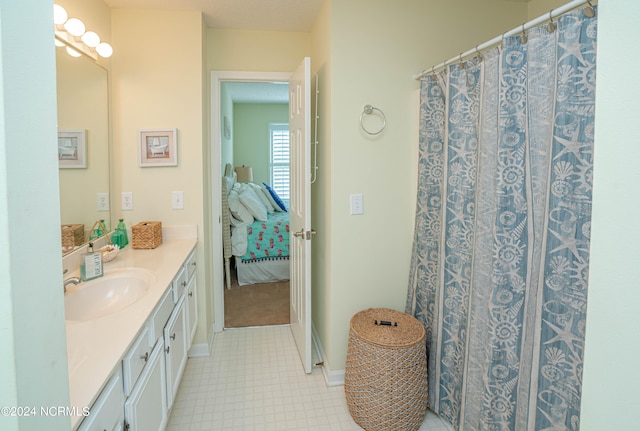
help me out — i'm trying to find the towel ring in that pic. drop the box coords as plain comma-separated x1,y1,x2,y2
360,104,386,136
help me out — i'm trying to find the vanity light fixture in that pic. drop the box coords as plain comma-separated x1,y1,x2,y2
53,4,113,61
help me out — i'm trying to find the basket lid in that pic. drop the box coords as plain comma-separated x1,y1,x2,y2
350,308,425,348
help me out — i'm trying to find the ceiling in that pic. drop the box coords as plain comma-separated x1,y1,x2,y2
104,0,324,32
222,82,289,104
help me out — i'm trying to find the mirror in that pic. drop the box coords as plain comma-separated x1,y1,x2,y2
56,49,111,254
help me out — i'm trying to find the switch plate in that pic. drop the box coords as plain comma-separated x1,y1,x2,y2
350,194,364,215
97,193,109,211
172,191,184,209
121,192,133,211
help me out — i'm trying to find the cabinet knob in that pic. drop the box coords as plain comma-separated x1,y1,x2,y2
189,291,193,297
170,333,176,341
140,352,149,362
181,281,187,287
165,345,170,354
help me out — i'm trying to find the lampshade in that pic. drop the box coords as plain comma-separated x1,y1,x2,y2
234,166,253,183
64,18,85,37
81,31,100,48
53,4,68,25
96,42,113,58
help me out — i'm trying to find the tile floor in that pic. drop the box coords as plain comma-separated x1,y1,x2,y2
167,325,453,430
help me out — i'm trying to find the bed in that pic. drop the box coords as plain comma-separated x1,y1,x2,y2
222,164,290,287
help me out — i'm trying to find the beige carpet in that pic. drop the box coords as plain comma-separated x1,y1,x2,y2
224,279,290,328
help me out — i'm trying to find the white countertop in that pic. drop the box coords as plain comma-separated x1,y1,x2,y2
65,236,197,430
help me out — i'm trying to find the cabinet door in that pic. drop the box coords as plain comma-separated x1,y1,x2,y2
124,339,168,431
186,275,198,347
164,295,187,410
77,369,125,431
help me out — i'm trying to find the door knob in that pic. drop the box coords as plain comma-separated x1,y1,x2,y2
294,229,316,240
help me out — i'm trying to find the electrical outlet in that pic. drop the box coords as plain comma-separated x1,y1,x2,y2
172,191,184,209
97,193,109,211
121,192,133,211
350,194,364,215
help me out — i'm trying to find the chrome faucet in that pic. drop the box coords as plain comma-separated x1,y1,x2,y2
63,277,81,293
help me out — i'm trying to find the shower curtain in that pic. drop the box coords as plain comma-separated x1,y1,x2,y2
406,8,596,431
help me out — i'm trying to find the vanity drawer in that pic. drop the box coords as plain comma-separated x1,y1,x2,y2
148,287,174,346
185,249,197,279
122,326,151,397
172,265,188,302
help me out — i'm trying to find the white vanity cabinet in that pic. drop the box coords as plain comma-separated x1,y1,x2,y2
164,294,187,409
76,368,125,431
73,245,198,431
124,339,167,431
185,250,198,344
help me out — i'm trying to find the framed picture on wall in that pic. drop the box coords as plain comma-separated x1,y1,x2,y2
138,128,178,167
58,129,87,169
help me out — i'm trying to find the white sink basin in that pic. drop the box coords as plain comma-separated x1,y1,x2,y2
65,267,157,321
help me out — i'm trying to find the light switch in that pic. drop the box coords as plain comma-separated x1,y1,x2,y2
350,194,364,215
172,191,184,209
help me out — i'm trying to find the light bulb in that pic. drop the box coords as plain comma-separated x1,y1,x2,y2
81,31,100,48
66,46,82,58
64,18,85,37
96,42,113,58
53,4,68,25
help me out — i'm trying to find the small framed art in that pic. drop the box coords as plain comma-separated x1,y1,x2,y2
58,129,87,169
138,128,178,167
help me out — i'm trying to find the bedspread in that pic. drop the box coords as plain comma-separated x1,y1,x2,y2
240,211,290,263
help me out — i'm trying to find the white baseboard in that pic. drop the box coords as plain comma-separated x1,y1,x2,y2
312,325,345,387
188,324,216,357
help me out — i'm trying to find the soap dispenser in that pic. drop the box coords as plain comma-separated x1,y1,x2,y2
80,242,103,282
115,218,129,248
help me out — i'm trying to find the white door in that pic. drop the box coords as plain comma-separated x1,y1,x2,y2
288,57,313,374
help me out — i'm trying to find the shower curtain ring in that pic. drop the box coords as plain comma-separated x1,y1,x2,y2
520,23,528,44
547,10,556,32
584,0,595,17
475,45,483,62
458,53,465,69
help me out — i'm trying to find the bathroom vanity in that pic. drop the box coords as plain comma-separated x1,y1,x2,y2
64,232,197,431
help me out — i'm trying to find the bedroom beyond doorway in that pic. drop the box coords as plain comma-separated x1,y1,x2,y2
224,265,290,328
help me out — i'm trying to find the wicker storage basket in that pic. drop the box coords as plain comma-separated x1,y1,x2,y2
345,308,428,431
61,224,84,247
131,221,163,249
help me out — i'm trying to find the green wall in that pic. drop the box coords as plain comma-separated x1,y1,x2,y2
233,103,289,186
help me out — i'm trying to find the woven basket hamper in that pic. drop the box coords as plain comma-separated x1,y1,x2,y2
61,224,84,247
131,221,162,249
345,308,428,431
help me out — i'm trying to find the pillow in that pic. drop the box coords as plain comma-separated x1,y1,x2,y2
248,183,275,213
239,187,268,221
228,190,254,224
263,183,288,212
260,186,281,212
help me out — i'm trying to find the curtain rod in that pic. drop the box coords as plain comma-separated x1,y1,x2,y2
413,0,595,80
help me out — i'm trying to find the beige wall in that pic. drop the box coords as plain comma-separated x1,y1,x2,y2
206,29,310,72
316,0,529,371
110,9,210,344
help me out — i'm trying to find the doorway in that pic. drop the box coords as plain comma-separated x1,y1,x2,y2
211,71,293,333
